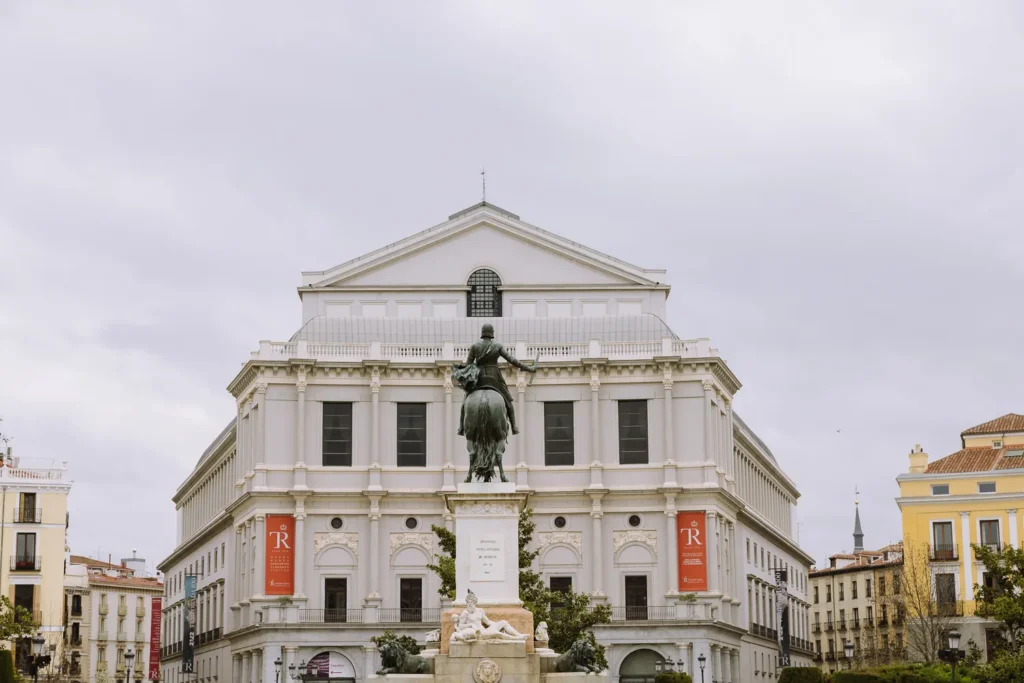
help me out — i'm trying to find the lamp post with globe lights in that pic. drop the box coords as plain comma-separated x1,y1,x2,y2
124,648,135,683
697,652,706,683
274,658,282,683
939,630,964,683
843,639,854,671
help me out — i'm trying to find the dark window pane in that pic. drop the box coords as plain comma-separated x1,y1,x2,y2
544,402,574,466
624,575,648,620
618,401,648,464
550,577,572,608
467,269,502,317
322,403,353,466
325,578,347,622
397,404,427,467
400,578,422,622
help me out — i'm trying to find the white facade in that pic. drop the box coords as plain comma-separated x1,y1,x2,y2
158,203,815,683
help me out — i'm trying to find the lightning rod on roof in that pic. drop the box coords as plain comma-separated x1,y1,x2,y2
481,167,486,202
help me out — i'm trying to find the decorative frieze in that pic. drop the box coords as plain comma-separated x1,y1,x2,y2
454,502,518,516
389,532,433,556
313,532,359,558
536,531,583,554
612,529,658,554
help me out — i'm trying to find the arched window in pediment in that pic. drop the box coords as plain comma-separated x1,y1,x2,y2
467,268,502,317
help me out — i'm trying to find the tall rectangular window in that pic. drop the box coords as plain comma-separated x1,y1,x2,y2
549,577,572,608
15,533,36,569
617,400,648,464
980,520,1001,548
397,404,427,467
324,578,347,623
624,575,648,621
322,403,353,466
543,402,574,466
399,578,423,622
851,580,858,599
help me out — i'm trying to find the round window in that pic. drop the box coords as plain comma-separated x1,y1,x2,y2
628,514,642,528
405,517,418,530
553,516,567,529
330,517,343,530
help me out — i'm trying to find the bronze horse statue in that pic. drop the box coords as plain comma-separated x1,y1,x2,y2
453,324,536,482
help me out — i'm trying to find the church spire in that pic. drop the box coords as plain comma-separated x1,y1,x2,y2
853,486,864,553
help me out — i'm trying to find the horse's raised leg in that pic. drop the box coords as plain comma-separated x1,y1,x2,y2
497,459,508,483
465,446,476,483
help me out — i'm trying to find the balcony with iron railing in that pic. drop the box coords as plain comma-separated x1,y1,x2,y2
69,664,82,676
929,543,958,562
10,556,40,572
977,542,1003,556
378,608,442,624
609,606,678,622
299,609,365,624
812,623,822,634
825,621,835,632
934,601,964,618
837,618,847,631
13,507,42,524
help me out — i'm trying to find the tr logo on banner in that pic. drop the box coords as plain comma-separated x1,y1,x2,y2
677,511,708,592
265,515,295,595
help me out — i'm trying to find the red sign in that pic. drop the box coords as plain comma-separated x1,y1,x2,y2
265,515,295,595
677,511,708,592
149,597,162,680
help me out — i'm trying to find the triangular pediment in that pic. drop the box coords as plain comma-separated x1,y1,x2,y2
304,203,663,289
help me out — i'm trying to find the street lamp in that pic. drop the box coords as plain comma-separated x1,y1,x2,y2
844,640,854,670
124,648,135,683
274,657,282,683
948,630,962,683
289,660,307,682
30,634,46,683
698,653,707,683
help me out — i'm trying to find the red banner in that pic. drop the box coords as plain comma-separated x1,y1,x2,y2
149,597,161,680
677,511,708,592
265,515,295,595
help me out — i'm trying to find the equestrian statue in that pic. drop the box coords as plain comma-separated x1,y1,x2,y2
453,323,536,482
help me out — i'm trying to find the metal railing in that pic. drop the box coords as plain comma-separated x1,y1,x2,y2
837,618,847,631
812,623,822,634
13,508,41,523
10,556,40,571
379,608,441,623
609,606,676,622
929,544,958,562
934,601,964,617
825,621,834,632
299,609,365,624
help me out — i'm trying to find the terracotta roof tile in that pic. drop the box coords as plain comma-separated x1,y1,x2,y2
89,575,163,589
924,446,1024,474
70,555,125,570
961,413,1024,436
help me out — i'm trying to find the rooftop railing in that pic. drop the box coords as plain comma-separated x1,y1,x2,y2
254,338,717,364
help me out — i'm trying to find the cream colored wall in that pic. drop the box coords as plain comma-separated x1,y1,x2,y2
963,434,1024,448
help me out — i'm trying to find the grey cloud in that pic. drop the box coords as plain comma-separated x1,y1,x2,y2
0,1,1021,568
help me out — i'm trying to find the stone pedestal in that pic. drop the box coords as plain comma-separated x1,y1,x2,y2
434,639,540,683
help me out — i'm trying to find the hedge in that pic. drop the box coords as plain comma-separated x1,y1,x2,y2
654,673,693,683
832,673,882,683
0,650,15,683
778,667,824,683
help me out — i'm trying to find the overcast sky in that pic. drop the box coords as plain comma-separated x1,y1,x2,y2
1,2,1021,573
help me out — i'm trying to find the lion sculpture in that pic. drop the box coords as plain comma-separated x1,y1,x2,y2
375,641,431,676
553,636,603,674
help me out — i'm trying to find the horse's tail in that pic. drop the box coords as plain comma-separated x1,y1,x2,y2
469,391,507,478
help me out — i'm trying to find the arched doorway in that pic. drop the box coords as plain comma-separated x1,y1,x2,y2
303,651,356,683
619,648,666,683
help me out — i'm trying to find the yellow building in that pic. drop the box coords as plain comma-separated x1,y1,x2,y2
896,413,1024,658
0,454,73,672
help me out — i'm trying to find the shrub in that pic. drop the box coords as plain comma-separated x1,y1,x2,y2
778,667,825,683
654,673,693,683
369,629,421,655
832,673,883,683
0,650,14,683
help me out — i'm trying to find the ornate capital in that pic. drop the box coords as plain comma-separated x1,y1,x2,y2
662,362,673,390
516,370,528,392
255,380,268,395
370,366,381,394
701,379,714,392
444,367,453,394
590,366,601,392
1008,509,1018,515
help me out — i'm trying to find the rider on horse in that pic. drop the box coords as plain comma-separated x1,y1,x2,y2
456,323,535,435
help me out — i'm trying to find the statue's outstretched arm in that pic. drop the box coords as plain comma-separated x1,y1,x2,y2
500,345,535,372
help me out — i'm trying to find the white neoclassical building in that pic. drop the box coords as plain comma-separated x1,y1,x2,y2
157,202,815,683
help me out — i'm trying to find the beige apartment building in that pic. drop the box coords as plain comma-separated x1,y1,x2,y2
0,455,72,673
809,501,906,674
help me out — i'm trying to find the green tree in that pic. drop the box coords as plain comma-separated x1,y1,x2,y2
0,595,38,643
427,507,611,662
370,629,421,655
974,544,1024,649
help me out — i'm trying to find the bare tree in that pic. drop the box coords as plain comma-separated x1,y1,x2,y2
894,541,958,663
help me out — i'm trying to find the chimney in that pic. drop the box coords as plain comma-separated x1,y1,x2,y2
909,444,928,473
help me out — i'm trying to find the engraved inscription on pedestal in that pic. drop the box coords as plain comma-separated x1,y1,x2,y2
470,534,505,582
474,658,502,683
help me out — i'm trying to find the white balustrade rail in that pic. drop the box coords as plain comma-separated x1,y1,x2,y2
253,337,716,363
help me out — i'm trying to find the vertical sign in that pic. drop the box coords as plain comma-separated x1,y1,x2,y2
149,597,162,681
775,569,791,668
182,576,196,673
265,515,295,595
677,511,708,592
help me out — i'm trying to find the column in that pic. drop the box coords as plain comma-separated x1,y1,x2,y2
1008,509,1019,548
365,495,382,617
253,648,263,683
444,368,454,472
721,647,732,683
665,494,679,600
293,502,306,598
232,654,242,683
959,511,973,597
590,493,605,598
255,383,267,487
590,366,600,464
242,651,252,683
711,644,722,683
707,511,720,594
362,645,376,682
294,368,308,488
663,363,674,465
282,647,296,680
369,367,382,489
254,515,266,597
242,520,252,600
516,370,528,487
731,650,740,683
702,380,716,483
